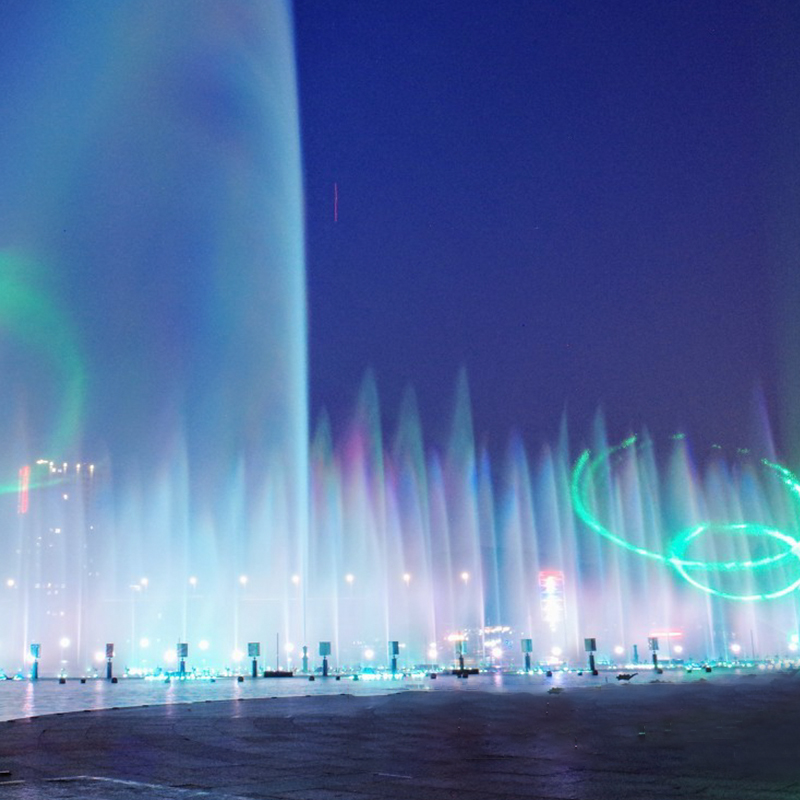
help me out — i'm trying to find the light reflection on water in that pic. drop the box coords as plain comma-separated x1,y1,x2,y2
0,668,772,722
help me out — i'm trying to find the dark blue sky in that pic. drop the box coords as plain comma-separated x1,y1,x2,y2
295,1,800,455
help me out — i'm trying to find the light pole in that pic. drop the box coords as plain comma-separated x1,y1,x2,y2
345,574,354,666
402,573,411,663
59,636,70,676
460,571,470,666
584,637,598,675
236,575,248,656
291,574,305,665
130,583,142,668
183,576,198,642
521,638,533,672
30,643,40,681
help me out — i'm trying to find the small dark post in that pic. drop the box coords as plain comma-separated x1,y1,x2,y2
455,639,465,671
177,642,188,677
302,645,309,673
248,642,260,678
319,641,331,677
633,644,639,664
30,643,40,681
106,643,115,680
521,638,533,672
584,637,598,675
389,641,399,674
648,637,661,673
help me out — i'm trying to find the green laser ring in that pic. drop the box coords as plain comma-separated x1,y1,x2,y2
571,435,800,600
668,523,800,601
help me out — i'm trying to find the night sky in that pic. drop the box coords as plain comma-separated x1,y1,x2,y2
294,1,800,456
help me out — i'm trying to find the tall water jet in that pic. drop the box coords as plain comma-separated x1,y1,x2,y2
0,2,307,674
2,6,799,677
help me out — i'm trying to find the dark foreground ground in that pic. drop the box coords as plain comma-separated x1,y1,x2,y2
1,675,799,799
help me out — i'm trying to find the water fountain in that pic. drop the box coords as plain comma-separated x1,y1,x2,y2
0,1,307,676
0,2,798,678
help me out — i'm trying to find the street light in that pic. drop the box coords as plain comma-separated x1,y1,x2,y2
402,573,411,585
183,577,198,644
130,583,142,668
235,576,248,655
59,637,70,675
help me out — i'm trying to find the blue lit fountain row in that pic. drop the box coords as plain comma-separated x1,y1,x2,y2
3,378,800,677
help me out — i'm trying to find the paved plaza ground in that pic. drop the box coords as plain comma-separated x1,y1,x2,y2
1,674,799,798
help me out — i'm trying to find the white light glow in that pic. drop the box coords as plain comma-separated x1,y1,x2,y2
284,643,295,653
94,651,105,662
364,648,375,660
730,643,742,654
198,639,210,651
673,644,684,654
491,647,502,659
345,573,354,584
614,645,625,655
551,646,562,657
139,637,150,648
163,650,177,664
460,571,469,583
6,579,14,588
291,574,300,585
59,637,70,649
402,573,411,584
231,649,244,662
427,647,438,660
239,575,248,586
188,576,197,587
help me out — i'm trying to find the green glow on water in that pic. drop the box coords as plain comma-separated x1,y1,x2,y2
571,436,674,564
668,523,800,601
0,252,86,455
571,436,800,601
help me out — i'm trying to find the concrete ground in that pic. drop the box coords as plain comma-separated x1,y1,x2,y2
1,676,799,799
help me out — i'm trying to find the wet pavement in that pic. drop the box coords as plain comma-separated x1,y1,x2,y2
0,664,779,722
1,672,800,798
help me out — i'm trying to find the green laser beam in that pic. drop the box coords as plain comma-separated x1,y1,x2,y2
571,436,800,601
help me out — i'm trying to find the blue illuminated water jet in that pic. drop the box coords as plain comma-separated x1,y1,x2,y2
0,1,307,675
0,3,798,677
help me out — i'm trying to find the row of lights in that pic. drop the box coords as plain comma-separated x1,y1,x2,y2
86,641,423,664
43,636,790,666
7,570,479,597
7,572,470,590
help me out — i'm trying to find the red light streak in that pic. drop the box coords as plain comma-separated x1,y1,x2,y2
18,466,29,514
